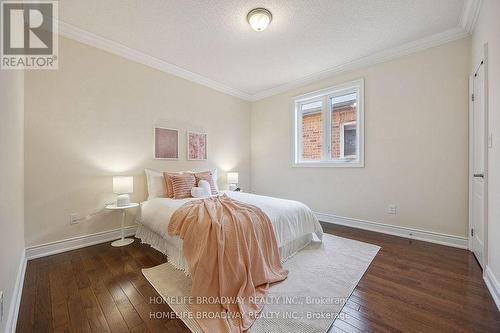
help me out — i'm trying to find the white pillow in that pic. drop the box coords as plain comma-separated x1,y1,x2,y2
191,186,210,198
145,169,167,200
198,179,212,196
186,169,219,192
211,169,220,192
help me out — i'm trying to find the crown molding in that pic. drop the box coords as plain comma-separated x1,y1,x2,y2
56,20,253,101
459,0,482,33
250,26,469,101
55,19,470,103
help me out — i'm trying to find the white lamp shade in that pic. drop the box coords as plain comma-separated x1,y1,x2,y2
227,172,239,184
113,176,133,194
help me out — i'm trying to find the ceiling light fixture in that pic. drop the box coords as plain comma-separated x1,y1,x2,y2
247,8,272,32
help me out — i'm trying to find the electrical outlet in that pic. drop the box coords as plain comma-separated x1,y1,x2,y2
387,204,397,215
69,213,79,225
0,290,4,323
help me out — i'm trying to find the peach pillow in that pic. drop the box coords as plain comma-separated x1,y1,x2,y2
195,171,218,195
163,172,183,198
170,173,196,199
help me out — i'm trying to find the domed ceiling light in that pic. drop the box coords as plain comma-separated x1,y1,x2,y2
247,8,272,32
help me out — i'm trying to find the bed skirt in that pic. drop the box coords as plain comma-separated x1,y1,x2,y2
135,224,314,276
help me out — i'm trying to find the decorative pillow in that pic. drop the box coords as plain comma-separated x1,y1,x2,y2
194,171,218,195
163,172,182,198
191,186,210,198
211,169,220,192
170,173,196,199
145,169,167,200
198,180,212,197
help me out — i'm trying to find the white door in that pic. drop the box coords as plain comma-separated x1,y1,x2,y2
471,61,487,269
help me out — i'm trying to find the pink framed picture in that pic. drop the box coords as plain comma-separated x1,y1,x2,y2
187,132,207,160
154,127,179,159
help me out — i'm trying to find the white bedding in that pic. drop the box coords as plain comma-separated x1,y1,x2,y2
136,191,323,273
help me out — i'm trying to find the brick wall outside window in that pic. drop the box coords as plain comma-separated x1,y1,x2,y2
301,106,356,160
301,112,322,160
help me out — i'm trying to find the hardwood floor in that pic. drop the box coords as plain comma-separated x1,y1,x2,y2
17,223,500,333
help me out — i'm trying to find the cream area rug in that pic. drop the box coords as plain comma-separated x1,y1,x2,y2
142,234,380,333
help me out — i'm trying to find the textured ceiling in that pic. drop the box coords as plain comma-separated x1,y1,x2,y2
59,0,465,97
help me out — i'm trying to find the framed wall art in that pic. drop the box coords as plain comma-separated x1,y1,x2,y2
187,131,207,160
154,127,179,159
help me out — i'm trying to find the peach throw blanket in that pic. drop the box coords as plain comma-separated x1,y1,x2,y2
168,195,288,333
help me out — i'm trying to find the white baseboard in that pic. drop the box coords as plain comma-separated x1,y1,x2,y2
315,212,468,249
5,226,137,332
484,266,500,312
5,252,27,333
25,225,137,260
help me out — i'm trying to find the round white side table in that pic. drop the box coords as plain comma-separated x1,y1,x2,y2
105,203,139,247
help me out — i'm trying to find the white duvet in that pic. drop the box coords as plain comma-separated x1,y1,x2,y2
137,191,323,271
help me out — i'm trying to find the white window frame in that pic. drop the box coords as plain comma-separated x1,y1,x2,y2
340,121,357,159
292,79,364,167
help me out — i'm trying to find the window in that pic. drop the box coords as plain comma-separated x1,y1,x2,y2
293,79,364,167
340,121,357,159
299,99,323,161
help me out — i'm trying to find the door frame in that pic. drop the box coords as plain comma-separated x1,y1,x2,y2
468,43,489,268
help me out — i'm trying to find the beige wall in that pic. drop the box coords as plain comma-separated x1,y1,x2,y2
24,37,251,247
23,36,473,246
472,0,500,289
0,70,25,332
251,38,470,237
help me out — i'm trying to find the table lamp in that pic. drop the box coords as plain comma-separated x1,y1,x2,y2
227,172,239,191
113,176,133,206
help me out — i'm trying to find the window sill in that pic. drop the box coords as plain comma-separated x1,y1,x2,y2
292,160,364,168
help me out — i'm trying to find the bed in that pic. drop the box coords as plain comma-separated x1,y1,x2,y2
135,190,323,274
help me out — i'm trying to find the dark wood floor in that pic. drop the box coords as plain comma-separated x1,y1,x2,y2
17,223,500,333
